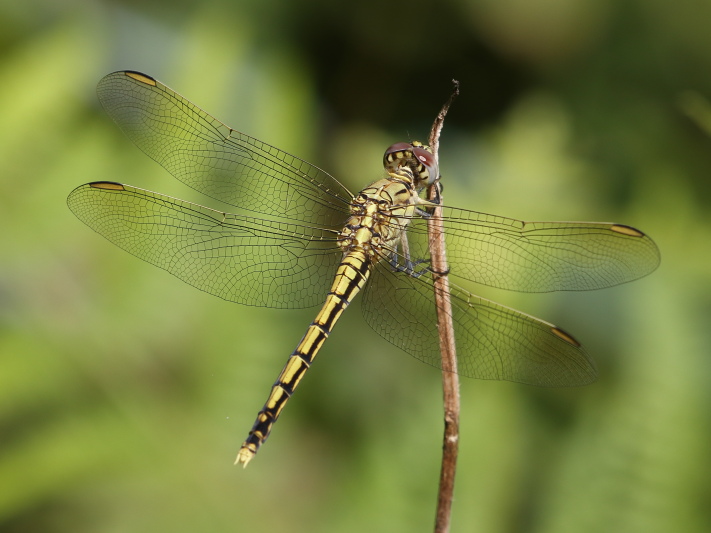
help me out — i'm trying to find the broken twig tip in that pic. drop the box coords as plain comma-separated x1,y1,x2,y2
428,81,460,156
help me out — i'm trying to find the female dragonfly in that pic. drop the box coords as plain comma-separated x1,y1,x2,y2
68,71,660,466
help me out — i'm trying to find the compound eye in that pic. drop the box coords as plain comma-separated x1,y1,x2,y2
383,142,414,170
384,142,413,158
412,146,438,184
412,146,435,168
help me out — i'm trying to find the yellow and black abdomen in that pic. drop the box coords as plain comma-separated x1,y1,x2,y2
236,250,372,466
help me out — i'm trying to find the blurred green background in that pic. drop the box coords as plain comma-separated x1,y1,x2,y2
1,0,709,532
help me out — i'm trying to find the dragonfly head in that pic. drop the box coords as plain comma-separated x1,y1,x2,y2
383,141,439,188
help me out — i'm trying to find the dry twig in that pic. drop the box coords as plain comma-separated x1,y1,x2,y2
427,81,460,533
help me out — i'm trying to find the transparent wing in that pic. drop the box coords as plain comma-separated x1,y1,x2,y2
96,71,353,228
362,261,597,386
67,182,342,308
398,205,660,292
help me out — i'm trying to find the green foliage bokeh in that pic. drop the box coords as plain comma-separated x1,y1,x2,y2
1,1,709,532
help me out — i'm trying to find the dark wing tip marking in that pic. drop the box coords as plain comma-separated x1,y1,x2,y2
551,326,582,348
89,181,125,191
610,224,645,237
124,71,157,86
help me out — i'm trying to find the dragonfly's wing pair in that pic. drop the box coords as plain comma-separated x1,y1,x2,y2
71,70,661,386
67,181,608,385
366,210,659,385
96,71,353,228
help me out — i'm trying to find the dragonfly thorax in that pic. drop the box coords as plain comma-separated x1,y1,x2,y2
338,177,420,261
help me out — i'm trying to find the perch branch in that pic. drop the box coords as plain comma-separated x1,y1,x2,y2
427,80,460,533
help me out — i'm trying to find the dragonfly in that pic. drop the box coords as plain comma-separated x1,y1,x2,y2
68,71,660,466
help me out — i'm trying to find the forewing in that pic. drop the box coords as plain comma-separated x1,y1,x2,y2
67,182,341,308
96,71,352,228
398,206,660,292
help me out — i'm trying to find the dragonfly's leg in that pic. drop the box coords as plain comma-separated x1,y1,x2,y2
431,179,444,204
387,246,411,272
389,231,432,278
387,242,411,272
415,206,433,219
399,229,414,272
397,181,447,277
397,230,420,275
387,250,401,271
413,181,443,218
408,259,433,278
